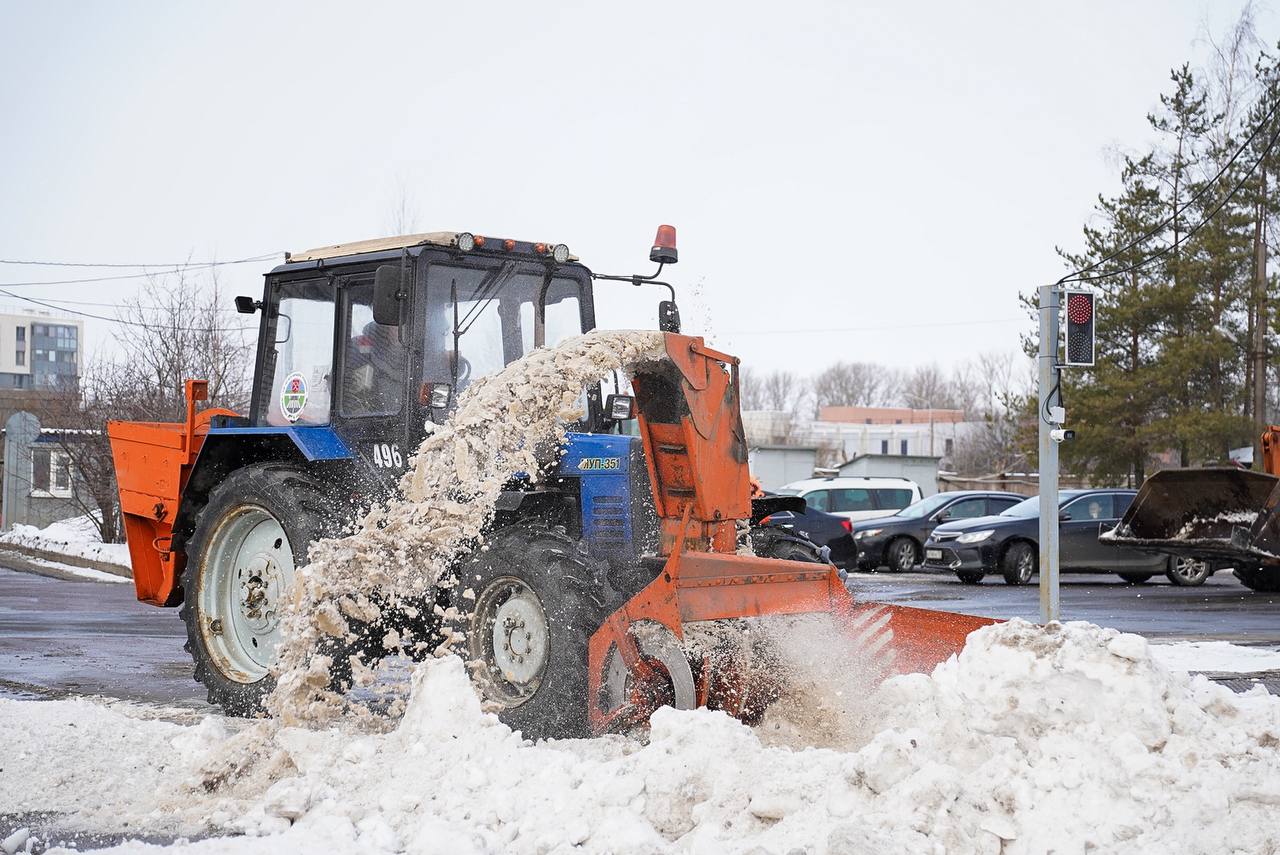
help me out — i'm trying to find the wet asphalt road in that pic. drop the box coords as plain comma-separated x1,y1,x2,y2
2,563,1280,707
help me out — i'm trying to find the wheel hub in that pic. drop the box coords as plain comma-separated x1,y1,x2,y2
472,578,550,704
199,507,296,682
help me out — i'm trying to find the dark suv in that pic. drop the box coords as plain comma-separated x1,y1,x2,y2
921,489,1209,585
851,491,1022,572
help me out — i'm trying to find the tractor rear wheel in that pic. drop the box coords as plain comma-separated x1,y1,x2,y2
180,464,347,716
463,523,606,740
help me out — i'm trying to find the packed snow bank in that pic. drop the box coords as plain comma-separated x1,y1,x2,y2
5,620,1280,855
1152,640,1280,673
0,514,130,570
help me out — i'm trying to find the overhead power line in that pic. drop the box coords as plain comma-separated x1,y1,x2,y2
0,253,283,287
0,288,257,334
723,317,1026,335
0,252,280,269
1060,84,1280,285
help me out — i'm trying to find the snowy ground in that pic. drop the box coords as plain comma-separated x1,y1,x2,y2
3,620,1280,855
0,516,130,571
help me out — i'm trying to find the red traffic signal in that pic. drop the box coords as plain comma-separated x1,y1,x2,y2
1063,290,1095,366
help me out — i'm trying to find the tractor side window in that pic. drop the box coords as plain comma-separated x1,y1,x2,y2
264,279,335,426
341,281,407,417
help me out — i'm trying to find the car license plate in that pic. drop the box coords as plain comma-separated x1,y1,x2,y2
926,549,943,561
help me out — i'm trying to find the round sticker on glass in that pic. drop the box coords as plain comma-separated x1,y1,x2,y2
280,372,308,422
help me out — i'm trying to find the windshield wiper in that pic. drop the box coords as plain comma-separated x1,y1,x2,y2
456,261,519,336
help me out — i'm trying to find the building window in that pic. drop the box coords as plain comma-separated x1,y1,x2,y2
33,324,46,336
15,350,23,366
945,438,954,456
880,439,889,454
31,448,73,499
15,327,24,342
900,439,909,455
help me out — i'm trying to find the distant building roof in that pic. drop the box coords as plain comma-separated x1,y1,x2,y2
818,405,965,425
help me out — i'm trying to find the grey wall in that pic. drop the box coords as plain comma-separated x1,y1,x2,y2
749,447,818,491
838,454,941,497
2,411,86,531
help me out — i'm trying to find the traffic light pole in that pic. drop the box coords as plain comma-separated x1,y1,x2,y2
1037,284,1061,624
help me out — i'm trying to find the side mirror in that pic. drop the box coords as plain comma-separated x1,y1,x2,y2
605,394,635,421
934,511,952,522
234,295,260,314
1059,511,1072,521
658,300,681,333
373,265,405,326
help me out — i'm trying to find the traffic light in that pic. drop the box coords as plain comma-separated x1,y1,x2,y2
1063,290,1095,366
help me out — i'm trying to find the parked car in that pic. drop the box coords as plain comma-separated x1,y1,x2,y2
758,502,856,568
921,489,1212,586
851,490,1023,572
777,477,923,523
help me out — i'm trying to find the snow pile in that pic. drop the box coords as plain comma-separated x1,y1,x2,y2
0,514,130,570
1152,640,1280,673
5,619,1280,854
269,329,668,723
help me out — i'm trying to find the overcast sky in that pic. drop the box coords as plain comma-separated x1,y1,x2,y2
0,0,1272,378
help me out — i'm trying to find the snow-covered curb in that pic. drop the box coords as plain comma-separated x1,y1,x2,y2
0,516,131,581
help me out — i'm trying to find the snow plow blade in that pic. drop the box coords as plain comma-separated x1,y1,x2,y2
587,331,997,734
1105,467,1280,564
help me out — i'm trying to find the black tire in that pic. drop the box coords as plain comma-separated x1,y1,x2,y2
463,523,607,741
1234,565,1280,592
1165,556,1211,587
753,527,825,564
180,464,349,716
886,537,919,572
1001,541,1036,585
956,570,984,584
1118,572,1154,584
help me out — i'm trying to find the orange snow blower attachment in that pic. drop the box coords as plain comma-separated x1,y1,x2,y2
586,333,994,733
106,380,237,606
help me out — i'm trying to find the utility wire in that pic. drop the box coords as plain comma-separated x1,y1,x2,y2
0,288,257,334
0,253,282,287
1060,85,1280,285
724,317,1026,335
0,252,280,269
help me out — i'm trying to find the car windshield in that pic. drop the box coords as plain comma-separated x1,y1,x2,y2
894,493,953,519
999,492,1082,518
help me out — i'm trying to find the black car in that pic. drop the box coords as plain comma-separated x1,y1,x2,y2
851,491,1023,571
759,504,856,568
921,489,1210,585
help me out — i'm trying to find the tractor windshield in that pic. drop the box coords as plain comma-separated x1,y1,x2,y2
423,262,587,393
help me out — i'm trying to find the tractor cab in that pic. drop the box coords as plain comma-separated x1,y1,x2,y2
238,232,605,480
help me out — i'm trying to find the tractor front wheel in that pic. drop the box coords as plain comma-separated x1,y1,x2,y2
463,524,606,740
180,464,346,716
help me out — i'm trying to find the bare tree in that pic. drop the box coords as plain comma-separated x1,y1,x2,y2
386,179,420,236
812,362,895,413
898,363,960,411
38,270,251,542
948,351,1034,476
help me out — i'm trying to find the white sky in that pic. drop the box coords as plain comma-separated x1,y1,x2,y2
0,0,1272,377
